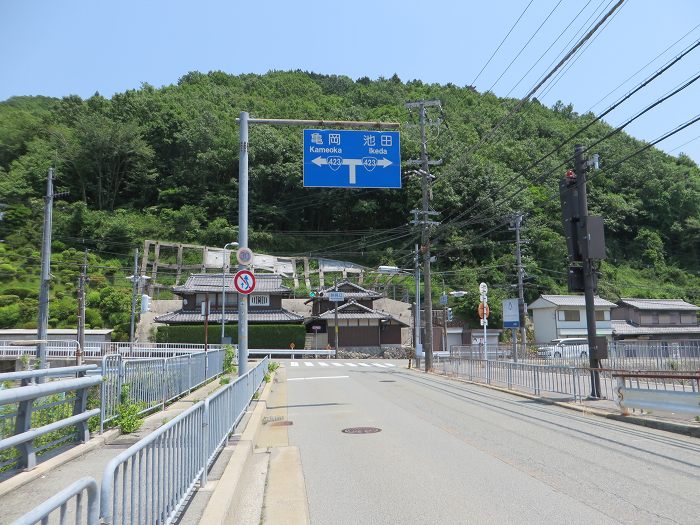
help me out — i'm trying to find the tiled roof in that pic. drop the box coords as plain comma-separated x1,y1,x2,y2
530,295,617,308
319,280,381,299
611,320,700,335
172,273,291,294
309,300,408,325
155,309,303,324
618,298,700,311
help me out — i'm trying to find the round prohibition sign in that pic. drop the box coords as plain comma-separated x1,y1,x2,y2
234,270,256,295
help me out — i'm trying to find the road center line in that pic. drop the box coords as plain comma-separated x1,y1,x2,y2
288,375,350,381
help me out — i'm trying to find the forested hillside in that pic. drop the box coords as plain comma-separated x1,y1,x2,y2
1,70,700,332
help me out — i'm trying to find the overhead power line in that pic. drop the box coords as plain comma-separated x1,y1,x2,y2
471,0,534,87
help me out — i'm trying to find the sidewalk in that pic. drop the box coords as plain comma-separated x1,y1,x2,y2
0,374,235,525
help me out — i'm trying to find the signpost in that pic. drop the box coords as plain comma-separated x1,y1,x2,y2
479,283,488,361
503,298,519,363
327,291,346,302
234,270,256,295
236,247,254,266
303,129,401,188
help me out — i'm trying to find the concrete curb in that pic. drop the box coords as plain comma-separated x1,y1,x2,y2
416,368,700,438
198,373,275,525
0,428,121,498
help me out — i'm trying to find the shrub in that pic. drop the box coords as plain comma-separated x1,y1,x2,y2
114,385,145,434
0,295,20,307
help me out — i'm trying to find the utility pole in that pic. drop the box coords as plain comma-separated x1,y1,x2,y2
406,99,441,372
76,250,88,366
561,145,604,398
36,168,55,373
334,277,339,358
509,213,527,362
413,243,422,360
575,144,603,398
129,248,139,352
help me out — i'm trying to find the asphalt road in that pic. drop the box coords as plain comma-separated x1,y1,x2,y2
281,359,700,525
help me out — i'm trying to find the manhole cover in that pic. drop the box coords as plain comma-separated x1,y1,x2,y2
269,420,293,426
342,427,381,434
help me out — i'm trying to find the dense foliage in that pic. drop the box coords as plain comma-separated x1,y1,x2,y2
2,70,700,331
155,324,306,348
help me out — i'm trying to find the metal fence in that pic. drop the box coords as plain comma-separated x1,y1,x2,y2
0,341,226,360
451,340,700,372
100,349,226,432
11,476,99,525
0,365,101,472
100,357,269,525
435,357,591,402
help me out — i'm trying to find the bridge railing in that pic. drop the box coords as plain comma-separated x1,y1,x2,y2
10,476,99,525
0,365,101,472
100,349,226,432
99,356,269,525
613,370,700,416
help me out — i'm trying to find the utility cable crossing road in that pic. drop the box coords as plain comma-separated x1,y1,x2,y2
278,360,700,525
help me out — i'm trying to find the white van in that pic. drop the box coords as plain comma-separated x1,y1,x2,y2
537,338,589,359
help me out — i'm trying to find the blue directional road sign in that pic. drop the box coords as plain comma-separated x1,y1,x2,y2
303,129,401,188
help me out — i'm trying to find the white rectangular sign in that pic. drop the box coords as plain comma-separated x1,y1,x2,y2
249,294,270,307
327,291,345,302
502,298,520,328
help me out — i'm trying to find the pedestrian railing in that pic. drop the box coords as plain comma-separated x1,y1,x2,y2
100,357,269,525
0,341,228,360
10,476,99,525
11,357,269,525
0,365,101,472
100,349,226,432
437,357,589,402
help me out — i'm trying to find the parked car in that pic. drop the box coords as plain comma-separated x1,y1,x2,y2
537,338,589,359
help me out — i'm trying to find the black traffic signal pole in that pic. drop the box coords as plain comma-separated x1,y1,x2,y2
574,144,602,399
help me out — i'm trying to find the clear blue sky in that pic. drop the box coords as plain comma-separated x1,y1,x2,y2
2,0,700,162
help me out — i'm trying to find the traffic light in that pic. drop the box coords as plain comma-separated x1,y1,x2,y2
559,169,582,261
446,307,453,321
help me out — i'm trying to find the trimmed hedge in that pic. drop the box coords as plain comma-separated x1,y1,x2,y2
155,324,305,349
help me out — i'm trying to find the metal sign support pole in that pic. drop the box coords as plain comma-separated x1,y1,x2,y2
238,112,249,376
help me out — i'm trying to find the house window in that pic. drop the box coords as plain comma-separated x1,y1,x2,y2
595,310,608,321
640,313,654,324
681,313,697,325
658,313,671,324
249,294,270,307
558,310,580,322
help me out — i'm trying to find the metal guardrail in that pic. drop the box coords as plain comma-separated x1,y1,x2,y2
100,349,226,432
436,357,589,402
614,371,700,416
10,476,99,525
100,357,269,525
0,341,227,359
248,349,333,357
0,365,102,471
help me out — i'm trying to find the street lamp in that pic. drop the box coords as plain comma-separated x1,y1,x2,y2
221,242,239,343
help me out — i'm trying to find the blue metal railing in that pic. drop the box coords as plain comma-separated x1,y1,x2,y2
100,357,269,525
100,349,226,432
0,365,101,472
10,477,99,525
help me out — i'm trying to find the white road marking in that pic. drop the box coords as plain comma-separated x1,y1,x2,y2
384,363,396,367
319,362,330,367
288,376,350,381
332,363,344,367
304,362,314,367
344,363,358,367
358,363,371,367
372,363,387,368
291,362,299,367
